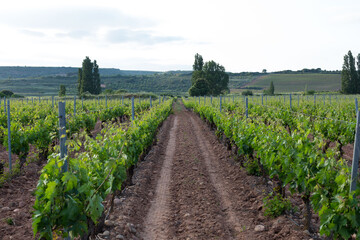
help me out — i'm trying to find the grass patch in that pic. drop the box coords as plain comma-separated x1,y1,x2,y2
263,192,292,218
5,218,14,225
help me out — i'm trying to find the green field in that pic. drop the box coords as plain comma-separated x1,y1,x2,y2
245,73,341,93
228,75,259,90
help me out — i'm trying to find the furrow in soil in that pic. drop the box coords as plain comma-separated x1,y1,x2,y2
189,114,245,239
142,116,178,239
168,109,233,239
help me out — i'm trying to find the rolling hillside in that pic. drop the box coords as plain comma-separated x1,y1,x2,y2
243,73,341,93
0,70,192,96
0,66,342,96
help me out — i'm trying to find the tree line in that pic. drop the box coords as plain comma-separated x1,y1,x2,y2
341,50,360,94
273,68,340,74
189,53,229,96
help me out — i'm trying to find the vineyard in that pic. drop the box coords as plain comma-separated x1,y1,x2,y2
183,94,360,239
0,96,173,239
0,96,162,181
0,94,359,239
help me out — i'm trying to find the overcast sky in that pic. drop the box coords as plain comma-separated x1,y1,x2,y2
0,0,359,72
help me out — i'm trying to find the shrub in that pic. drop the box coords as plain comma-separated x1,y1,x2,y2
0,90,14,97
244,159,261,176
306,90,315,95
241,90,253,96
263,192,292,218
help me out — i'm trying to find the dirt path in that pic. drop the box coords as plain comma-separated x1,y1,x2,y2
189,116,244,238
106,102,307,240
142,117,178,239
0,161,43,240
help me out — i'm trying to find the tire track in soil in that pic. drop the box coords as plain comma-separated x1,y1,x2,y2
142,117,178,239
189,115,245,239
168,109,233,240
106,115,176,240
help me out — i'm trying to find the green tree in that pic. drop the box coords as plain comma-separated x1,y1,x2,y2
81,56,94,93
191,53,204,87
59,85,66,97
189,54,229,96
349,51,358,93
193,53,204,71
203,60,229,95
191,70,204,85
0,90,14,97
342,54,351,93
341,50,359,94
269,81,274,95
189,78,209,96
93,60,101,94
77,57,101,95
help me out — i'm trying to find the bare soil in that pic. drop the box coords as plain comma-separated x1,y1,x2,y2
105,102,311,240
0,161,44,240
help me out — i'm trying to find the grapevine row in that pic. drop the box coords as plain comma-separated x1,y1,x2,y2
184,97,359,239
0,98,156,183
200,96,355,157
32,98,173,239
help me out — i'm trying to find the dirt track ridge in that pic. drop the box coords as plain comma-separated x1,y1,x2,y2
142,116,178,239
190,116,244,239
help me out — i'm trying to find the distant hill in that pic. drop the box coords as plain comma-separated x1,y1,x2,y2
0,66,164,79
0,69,192,96
101,72,191,94
0,66,342,96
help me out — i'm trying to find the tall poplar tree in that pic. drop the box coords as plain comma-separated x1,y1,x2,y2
349,51,358,93
341,54,351,93
341,51,358,94
191,53,204,85
77,57,101,95
81,57,94,93
93,60,101,94
269,81,275,95
59,85,66,97
193,53,204,71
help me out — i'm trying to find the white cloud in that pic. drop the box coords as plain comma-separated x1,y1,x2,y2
56,30,93,39
106,28,184,45
20,29,46,37
0,0,360,71
0,6,152,31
